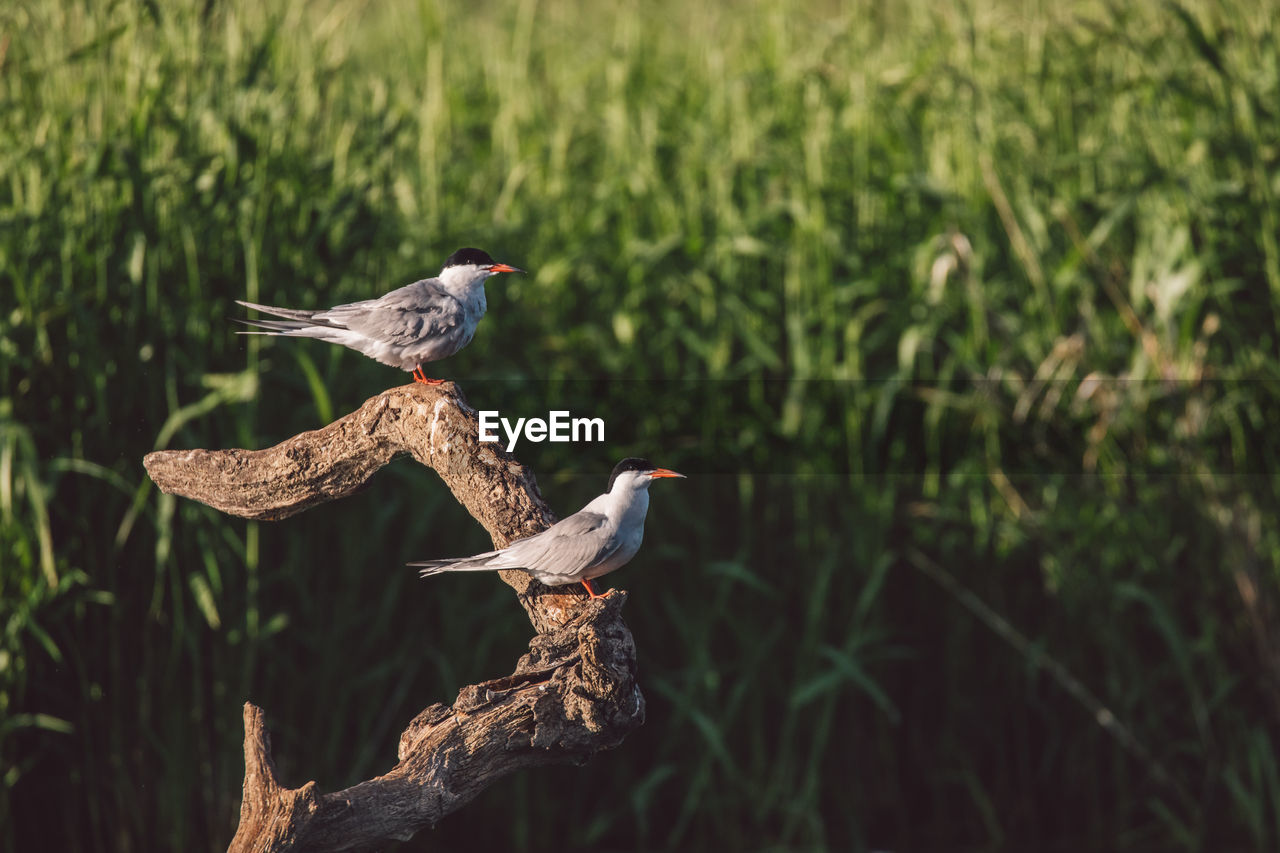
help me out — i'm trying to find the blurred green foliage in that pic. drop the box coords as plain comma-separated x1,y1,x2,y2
2,0,1279,849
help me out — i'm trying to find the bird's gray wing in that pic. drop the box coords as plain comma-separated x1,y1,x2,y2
497,511,621,581
317,281,464,346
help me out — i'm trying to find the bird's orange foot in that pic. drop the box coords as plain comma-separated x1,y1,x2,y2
412,367,445,386
581,578,609,599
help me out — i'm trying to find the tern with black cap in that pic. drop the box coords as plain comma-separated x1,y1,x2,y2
235,247,522,384
410,458,685,597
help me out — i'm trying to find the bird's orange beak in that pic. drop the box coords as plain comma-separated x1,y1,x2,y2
487,263,523,274
650,468,686,479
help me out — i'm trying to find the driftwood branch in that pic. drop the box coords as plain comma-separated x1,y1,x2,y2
144,383,645,851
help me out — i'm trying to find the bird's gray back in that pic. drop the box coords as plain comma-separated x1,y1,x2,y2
497,511,622,582
319,280,457,340
317,280,480,367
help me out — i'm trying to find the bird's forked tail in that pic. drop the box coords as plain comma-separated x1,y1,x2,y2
409,550,507,578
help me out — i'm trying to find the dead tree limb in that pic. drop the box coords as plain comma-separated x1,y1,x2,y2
143,383,645,852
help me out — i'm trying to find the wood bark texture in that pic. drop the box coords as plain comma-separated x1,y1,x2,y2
143,383,645,852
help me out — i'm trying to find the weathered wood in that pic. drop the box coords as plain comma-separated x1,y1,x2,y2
145,382,587,634
228,593,641,853
143,383,645,851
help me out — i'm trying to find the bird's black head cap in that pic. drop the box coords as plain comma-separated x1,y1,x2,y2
444,247,497,268
607,457,653,493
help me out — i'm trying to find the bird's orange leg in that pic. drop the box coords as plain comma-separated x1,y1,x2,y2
412,366,445,386
581,578,607,599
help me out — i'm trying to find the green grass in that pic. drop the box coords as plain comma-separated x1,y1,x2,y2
2,0,1279,849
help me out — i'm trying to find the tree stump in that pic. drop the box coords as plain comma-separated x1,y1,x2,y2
144,382,645,852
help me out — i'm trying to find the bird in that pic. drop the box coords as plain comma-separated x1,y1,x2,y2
409,458,686,598
235,247,522,385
